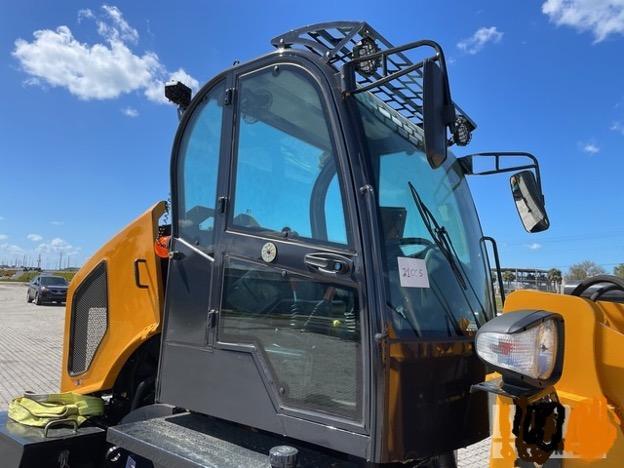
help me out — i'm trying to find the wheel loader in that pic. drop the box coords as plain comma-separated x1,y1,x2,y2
1,21,623,468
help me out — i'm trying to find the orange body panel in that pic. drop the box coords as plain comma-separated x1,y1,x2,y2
490,290,624,466
60,202,166,394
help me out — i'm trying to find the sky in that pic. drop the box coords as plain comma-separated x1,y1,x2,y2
0,0,623,274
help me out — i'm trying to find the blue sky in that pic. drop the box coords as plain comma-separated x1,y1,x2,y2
1,1,623,273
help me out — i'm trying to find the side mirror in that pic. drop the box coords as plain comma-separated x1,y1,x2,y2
422,59,450,169
510,170,550,233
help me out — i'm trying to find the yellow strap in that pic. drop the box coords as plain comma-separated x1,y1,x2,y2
8,393,104,428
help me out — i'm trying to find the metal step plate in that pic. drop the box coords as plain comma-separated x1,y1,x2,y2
108,412,270,468
107,412,359,468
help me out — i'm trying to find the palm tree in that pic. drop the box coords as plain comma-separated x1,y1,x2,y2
547,268,562,292
502,271,515,289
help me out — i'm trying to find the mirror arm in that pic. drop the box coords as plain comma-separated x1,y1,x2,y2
459,152,544,197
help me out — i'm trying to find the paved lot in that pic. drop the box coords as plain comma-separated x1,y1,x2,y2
0,281,490,465
0,282,64,409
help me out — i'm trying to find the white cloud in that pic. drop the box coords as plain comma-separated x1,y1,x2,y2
77,8,95,22
37,237,80,256
22,77,42,88
12,5,197,104
0,237,82,266
0,243,25,256
122,106,139,117
99,5,139,44
611,121,624,135
0,234,8,241
13,26,161,101
581,143,600,154
542,0,624,42
457,27,503,54
50,220,64,226
527,243,543,250
27,234,43,242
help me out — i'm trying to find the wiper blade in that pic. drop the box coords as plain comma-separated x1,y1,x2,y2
407,182,466,289
407,182,488,327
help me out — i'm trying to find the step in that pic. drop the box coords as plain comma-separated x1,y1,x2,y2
107,412,359,468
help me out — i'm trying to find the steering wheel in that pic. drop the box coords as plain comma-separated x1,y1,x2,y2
570,275,624,301
399,237,435,258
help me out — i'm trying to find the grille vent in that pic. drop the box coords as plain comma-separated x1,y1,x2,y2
69,262,108,375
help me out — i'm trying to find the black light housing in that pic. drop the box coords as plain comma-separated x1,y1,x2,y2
165,81,192,110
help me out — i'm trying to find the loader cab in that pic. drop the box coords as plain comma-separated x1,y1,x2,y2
156,22,544,464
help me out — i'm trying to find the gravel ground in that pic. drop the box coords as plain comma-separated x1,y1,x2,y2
0,281,490,466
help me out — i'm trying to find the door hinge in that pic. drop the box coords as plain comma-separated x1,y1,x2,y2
217,196,228,214
224,88,235,106
359,184,374,195
207,309,219,328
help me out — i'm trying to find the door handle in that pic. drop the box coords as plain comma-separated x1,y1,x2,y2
304,253,352,275
134,259,149,289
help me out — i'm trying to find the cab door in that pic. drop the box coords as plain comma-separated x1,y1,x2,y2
157,75,231,389
158,60,369,452
213,62,367,428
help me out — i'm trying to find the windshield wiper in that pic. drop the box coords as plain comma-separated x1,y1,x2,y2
407,182,487,326
408,182,465,288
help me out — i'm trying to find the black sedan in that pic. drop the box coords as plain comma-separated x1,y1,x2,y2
26,275,69,305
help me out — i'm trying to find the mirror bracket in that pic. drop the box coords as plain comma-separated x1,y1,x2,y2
458,152,544,197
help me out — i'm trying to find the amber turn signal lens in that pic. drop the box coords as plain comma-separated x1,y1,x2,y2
154,235,171,258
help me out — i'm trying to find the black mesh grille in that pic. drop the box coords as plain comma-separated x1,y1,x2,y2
69,262,108,375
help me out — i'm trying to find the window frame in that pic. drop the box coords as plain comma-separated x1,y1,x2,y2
226,63,355,251
170,76,229,253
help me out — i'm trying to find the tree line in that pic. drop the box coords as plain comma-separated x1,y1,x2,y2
500,262,624,289
566,261,624,281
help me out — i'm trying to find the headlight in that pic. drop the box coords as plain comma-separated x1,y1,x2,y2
476,318,557,380
41,286,48,291
475,310,564,394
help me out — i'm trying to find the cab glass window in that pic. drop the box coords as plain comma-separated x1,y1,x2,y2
231,67,350,246
220,258,361,419
355,93,493,338
176,81,225,250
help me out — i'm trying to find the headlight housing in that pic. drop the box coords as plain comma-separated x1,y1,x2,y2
475,310,564,393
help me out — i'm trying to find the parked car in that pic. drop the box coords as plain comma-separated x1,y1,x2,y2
26,275,69,305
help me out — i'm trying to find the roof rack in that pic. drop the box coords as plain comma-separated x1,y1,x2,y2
272,21,476,136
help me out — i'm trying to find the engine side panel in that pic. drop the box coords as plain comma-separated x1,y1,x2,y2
60,202,166,394
489,290,624,466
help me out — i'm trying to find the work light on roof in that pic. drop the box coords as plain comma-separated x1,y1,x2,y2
452,115,473,147
352,37,381,76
